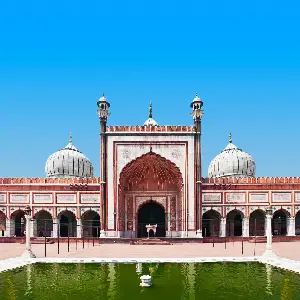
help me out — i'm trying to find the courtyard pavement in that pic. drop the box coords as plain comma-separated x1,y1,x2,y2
1,241,300,261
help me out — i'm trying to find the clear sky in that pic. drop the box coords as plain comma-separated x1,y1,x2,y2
0,0,299,178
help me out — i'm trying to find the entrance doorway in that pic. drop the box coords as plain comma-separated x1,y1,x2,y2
137,201,166,238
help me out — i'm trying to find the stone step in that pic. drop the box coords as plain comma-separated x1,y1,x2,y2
20,238,55,244
248,236,267,243
133,238,171,245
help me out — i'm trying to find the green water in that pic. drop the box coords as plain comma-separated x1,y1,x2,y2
0,262,299,299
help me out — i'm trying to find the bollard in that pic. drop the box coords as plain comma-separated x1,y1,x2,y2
241,235,244,255
76,237,77,250
212,224,215,248
44,236,47,257
57,227,60,255
93,236,95,247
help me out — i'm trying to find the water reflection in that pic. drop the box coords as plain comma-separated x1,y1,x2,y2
136,263,142,275
1,262,300,299
24,264,33,297
265,264,272,296
107,263,116,299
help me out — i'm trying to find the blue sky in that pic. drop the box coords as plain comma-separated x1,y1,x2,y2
0,0,299,178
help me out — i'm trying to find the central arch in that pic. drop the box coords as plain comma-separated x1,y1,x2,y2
137,201,166,238
118,151,183,237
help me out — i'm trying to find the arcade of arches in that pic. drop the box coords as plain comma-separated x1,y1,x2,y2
0,209,101,238
0,206,300,238
118,152,184,238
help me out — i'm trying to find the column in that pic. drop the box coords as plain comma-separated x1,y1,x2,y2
242,217,249,237
220,218,226,237
52,218,59,238
287,217,295,236
264,217,268,236
30,219,37,237
10,219,15,236
77,219,82,238
4,219,12,237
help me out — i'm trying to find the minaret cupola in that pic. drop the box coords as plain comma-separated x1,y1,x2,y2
190,93,204,121
97,93,110,122
144,100,158,126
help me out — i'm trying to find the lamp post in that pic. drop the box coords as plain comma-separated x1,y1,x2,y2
22,205,36,258
263,206,276,258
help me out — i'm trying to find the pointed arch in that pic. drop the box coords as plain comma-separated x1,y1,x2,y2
81,210,100,237
272,209,289,236
202,209,221,237
0,211,6,236
118,151,184,235
58,210,77,237
226,209,243,237
249,209,265,236
34,210,53,237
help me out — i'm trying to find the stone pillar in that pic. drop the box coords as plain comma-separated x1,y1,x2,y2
264,217,268,236
220,218,226,237
30,219,37,237
21,213,36,258
52,218,59,238
4,219,12,237
77,219,82,238
287,217,296,236
242,217,249,237
9,219,15,236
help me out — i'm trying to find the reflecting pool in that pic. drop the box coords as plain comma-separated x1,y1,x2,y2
0,262,300,299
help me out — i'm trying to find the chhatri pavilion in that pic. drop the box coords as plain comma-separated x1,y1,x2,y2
0,94,299,239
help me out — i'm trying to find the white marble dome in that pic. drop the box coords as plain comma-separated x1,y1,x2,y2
208,134,256,178
45,136,94,178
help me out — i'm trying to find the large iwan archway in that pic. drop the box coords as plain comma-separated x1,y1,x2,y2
118,151,183,237
137,201,166,238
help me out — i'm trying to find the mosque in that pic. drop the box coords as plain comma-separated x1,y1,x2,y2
0,94,299,240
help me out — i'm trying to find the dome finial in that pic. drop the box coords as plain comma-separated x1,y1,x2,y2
69,132,72,144
102,92,105,97
229,132,232,143
149,100,153,118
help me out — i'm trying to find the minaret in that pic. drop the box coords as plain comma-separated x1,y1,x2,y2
190,93,204,238
97,93,110,237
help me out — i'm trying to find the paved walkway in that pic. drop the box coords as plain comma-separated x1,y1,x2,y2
1,241,300,261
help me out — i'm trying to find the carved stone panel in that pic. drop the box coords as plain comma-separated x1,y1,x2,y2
56,194,76,204
0,194,6,203
33,194,52,204
10,194,29,204
203,193,222,203
249,193,268,203
80,194,100,204
135,196,167,212
226,193,245,203
57,207,77,216
0,207,6,216
127,196,133,230
295,193,300,203
170,196,176,231
80,207,100,216
272,193,291,203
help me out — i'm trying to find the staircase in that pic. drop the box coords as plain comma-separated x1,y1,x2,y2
132,238,171,245
248,236,267,243
20,237,55,244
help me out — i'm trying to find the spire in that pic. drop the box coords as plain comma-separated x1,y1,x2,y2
69,132,72,144
229,132,232,143
149,101,153,118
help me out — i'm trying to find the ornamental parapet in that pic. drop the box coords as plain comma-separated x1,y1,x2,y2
0,177,101,185
106,125,194,132
202,177,300,185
